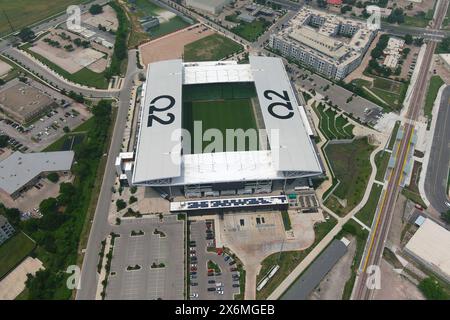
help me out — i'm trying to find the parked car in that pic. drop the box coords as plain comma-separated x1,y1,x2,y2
232,284,240,288
230,267,238,272
207,287,216,292
190,267,197,271
229,261,236,266
191,282,198,286
224,256,230,261
208,280,215,284
190,293,198,298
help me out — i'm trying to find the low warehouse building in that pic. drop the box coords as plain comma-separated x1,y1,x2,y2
404,218,450,282
0,151,74,199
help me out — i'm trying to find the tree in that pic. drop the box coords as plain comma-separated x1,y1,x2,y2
414,37,424,46
63,126,70,133
418,277,449,300
18,27,35,42
39,198,58,216
116,199,126,211
89,4,103,15
0,135,9,148
442,210,450,224
47,172,59,183
129,196,137,204
404,34,413,45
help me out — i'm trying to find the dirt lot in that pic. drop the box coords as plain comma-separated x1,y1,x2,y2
28,29,106,74
0,257,44,300
373,259,424,300
0,60,12,77
139,24,214,66
82,4,118,31
309,238,356,300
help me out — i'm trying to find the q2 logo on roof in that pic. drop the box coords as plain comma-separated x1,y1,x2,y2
147,95,176,127
264,90,294,120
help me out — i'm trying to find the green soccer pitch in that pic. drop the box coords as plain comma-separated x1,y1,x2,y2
182,83,259,154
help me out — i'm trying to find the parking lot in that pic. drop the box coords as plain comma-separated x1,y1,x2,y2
189,220,240,300
106,215,184,300
290,67,384,125
0,103,91,152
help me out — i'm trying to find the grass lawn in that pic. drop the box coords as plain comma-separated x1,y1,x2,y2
424,76,444,120
23,46,109,89
404,15,430,28
71,117,95,133
388,121,401,150
0,0,88,36
0,232,36,279
355,183,383,227
183,99,257,153
337,219,369,299
352,77,406,111
184,33,243,62
231,19,270,42
375,150,390,181
148,16,191,39
281,211,292,231
43,132,85,152
256,216,337,300
324,137,375,216
401,188,427,209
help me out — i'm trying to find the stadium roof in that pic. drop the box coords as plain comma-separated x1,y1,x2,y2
175,150,283,185
250,56,321,172
0,151,74,195
133,57,322,186
183,61,253,84
133,59,183,184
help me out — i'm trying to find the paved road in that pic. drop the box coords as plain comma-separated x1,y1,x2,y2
76,50,140,300
353,0,449,300
424,85,450,214
2,49,119,97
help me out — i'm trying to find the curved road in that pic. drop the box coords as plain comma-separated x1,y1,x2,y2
425,85,450,214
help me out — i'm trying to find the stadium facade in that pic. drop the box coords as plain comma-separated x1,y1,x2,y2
116,56,323,198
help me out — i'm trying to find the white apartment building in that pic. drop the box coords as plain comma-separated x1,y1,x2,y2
269,7,376,80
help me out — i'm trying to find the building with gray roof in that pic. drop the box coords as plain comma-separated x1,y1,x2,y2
0,151,74,198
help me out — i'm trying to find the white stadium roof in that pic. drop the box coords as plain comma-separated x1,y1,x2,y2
133,59,183,183
132,57,322,186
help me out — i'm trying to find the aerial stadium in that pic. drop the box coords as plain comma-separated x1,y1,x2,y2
116,56,323,198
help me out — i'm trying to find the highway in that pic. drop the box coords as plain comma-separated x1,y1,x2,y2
424,85,450,214
353,0,449,300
